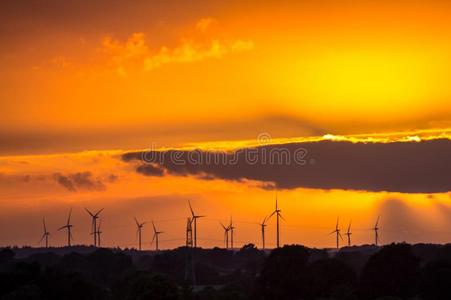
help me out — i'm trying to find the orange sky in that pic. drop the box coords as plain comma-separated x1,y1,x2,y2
0,0,450,249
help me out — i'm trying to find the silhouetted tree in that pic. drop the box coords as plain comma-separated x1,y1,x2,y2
0,248,15,264
419,259,451,300
360,243,419,299
113,272,180,300
306,258,357,299
257,245,310,300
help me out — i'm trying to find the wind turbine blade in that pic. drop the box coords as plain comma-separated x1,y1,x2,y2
58,225,67,231
39,234,46,243
347,220,352,233
85,208,94,217
220,222,227,230
95,208,104,216
134,217,139,227
267,210,276,220
151,233,156,245
336,217,339,230
279,213,286,221
329,230,337,235
338,232,343,240
43,218,47,232
98,219,102,231
67,208,72,225
152,221,157,233
376,215,380,227
188,200,195,217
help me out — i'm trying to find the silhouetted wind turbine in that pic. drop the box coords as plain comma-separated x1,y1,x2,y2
345,220,352,247
134,217,146,250
229,216,235,249
330,217,342,249
85,207,104,247
40,218,50,248
220,221,230,249
259,216,268,250
96,219,102,247
268,195,284,248
151,221,163,251
373,216,380,246
188,200,205,248
58,209,74,247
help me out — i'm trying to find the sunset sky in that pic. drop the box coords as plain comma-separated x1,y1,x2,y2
0,0,450,249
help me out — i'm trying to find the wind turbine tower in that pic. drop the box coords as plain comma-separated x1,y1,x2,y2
96,219,102,247
373,216,380,246
151,221,163,251
220,221,230,249
134,217,146,250
268,195,284,248
85,208,104,247
188,201,205,248
345,221,352,247
330,217,342,249
260,216,268,250
40,218,50,248
229,216,235,249
58,209,74,247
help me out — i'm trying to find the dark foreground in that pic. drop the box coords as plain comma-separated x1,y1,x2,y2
1,243,451,299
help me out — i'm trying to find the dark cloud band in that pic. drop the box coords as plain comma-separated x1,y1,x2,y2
122,139,451,193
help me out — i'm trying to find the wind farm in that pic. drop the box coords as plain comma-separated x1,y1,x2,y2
34,197,384,251
1,0,450,298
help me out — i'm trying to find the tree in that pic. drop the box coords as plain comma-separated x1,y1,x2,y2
360,243,419,299
113,272,180,300
306,258,357,299
257,245,310,300
420,260,451,300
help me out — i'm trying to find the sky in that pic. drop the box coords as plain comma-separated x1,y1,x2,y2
0,0,450,249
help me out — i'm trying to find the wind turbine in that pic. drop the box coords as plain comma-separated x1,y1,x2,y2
96,219,102,247
345,220,352,247
220,221,230,249
259,216,268,250
151,221,163,251
188,200,205,248
373,216,380,246
40,218,50,248
85,207,104,247
58,209,74,247
134,217,146,250
229,216,235,249
268,195,284,248
330,217,342,249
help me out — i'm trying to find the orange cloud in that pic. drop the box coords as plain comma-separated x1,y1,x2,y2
143,38,254,71
196,17,217,32
100,20,253,76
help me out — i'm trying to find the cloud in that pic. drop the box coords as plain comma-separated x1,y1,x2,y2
122,139,451,193
196,17,217,32
53,172,107,192
100,19,254,76
143,38,253,71
136,164,165,177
